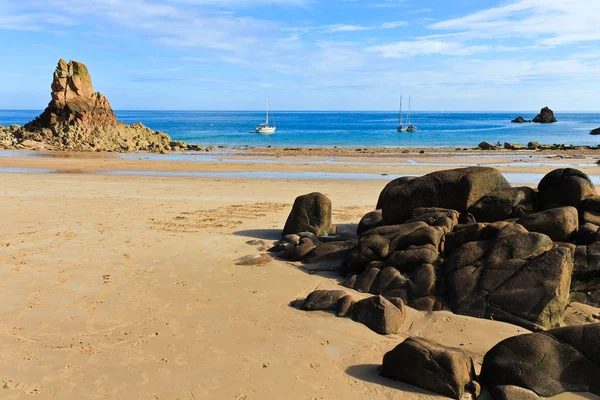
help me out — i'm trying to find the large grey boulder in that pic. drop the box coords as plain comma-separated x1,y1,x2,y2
380,337,477,399
282,192,335,236
357,210,383,235
480,323,600,398
468,186,537,222
537,168,595,209
445,232,573,329
379,167,510,224
516,206,578,242
352,295,405,335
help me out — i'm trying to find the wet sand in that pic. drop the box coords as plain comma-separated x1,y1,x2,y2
0,152,598,399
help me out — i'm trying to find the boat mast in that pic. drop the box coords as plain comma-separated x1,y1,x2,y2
398,95,403,125
266,95,269,126
407,96,411,125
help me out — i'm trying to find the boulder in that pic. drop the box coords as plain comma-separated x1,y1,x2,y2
380,337,477,399
376,176,415,210
15,59,174,152
343,263,437,311
512,116,531,123
574,242,600,279
478,141,496,150
504,142,524,150
357,210,383,235
590,127,600,135
282,193,334,237
516,207,578,242
527,141,541,149
379,167,510,224
307,240,357,263
480,324,600,398
576,223,600,245
300,290,354,317
532,106,557,123
352,295,405,334
537,168,595,209
489,386,540,400
445,232,573,329
468,186,537,222
407,207,459,234
299,291,405,333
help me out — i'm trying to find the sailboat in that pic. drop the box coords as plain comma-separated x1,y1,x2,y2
255,95,276,134
405,96,417,132
396,95,405,132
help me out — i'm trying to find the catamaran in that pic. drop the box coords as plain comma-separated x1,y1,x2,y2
405,96,417,132
397,95,405,132
255,95,276,134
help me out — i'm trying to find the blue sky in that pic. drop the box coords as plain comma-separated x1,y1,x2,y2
1,0,599,111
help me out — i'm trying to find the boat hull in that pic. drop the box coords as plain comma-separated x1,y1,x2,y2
255,127,276,134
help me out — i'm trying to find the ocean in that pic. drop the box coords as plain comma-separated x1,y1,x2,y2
1,110,599,148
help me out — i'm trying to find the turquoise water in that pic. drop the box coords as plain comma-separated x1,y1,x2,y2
1,110,599,148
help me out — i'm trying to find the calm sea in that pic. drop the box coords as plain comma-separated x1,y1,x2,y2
1,110,599,148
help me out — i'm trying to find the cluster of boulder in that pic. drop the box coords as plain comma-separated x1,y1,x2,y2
271,166,600,399
511,107,557,124
478,140,591,151
0,59,196,153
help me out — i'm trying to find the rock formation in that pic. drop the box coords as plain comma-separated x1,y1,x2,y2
280,167,600,325
504,142,524,150
378,167,510,224
5,59,180,152
297,289,405,334
380,337,478,399
532,106,557,123
511,116,531,123
282,192,335,237
275,166,600,399
591,127,600,135
478,141,497,150
480,323,600,398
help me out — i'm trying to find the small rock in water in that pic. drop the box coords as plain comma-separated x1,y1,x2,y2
234,254,273,266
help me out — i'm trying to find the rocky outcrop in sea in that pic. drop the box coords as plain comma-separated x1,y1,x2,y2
511,116,531,123
590,127,600,135
1,59,185,153
510,107,557,124
267,166,600,399
532,106,557,123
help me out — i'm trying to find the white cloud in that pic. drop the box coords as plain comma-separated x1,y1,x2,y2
322,24,372,33
368,39,490,58
430,0,600,47
381,21,407,29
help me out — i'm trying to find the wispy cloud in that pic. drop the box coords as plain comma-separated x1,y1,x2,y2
322,24,372,33
368,39,490,58
381,21,407,29
430,0,600,47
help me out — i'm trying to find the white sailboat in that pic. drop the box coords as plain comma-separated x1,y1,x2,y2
397,95,405,132
405,96,417,132
255,95,276,134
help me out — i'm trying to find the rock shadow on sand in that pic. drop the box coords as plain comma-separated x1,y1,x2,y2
345,364,436,395
233,229,282,240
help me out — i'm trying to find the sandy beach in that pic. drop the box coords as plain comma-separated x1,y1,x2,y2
0,152,598,399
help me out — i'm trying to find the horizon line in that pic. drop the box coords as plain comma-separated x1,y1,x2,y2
2,109,599,113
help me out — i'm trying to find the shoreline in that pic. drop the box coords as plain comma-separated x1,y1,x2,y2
0,149,599,185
